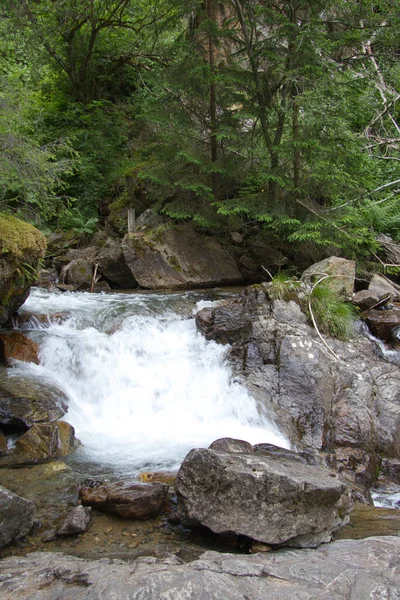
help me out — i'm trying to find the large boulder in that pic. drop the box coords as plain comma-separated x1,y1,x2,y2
61,258,93,291
0,215,46,326
96,240,138,288
301,256,355,299
0,372,67,431
176,442,353,547
122,225,243,289
1,537,399,599
79,481,169,519
195,285,400,486
0,485,35,548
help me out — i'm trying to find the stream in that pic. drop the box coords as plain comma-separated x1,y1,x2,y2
13,287,288,477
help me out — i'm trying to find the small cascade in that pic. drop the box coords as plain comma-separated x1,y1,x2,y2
14,288,289,475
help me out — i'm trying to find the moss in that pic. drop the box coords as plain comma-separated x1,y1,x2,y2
167,255,182,272
0,214,46,258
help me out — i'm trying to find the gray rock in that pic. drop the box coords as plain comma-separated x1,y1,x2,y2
195,303,251,344
96,240,137,288
136,208,167,230
209,438,253,453
352,289,380,311
301,256,356,299
79,481,169,519
1,536,399,599
61,258,93,291
176,445,353,547
369,273,400,301
0,372,67,430
122,225,243,290
57,506,92,536
195,288,400,483
0,485,35,548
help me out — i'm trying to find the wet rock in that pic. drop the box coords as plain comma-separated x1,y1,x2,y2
12,311,70,329
56,283,76,292
13,422,78,464
365,308,400,343
209,438,253,453
0,431,7,455
196,288,400,478
195,303,251,344
0,215,46,327
327,447,381,489
301,256,356,299
0,485,35,548
253,443,318,466
0,331,39,365
138,472,177,486
96,240,137,288
61,258,93,291
79,481,169,519
176,444,353,547
122,225,243,290
0,373,67,430
57,506,92,536
1,537,400,599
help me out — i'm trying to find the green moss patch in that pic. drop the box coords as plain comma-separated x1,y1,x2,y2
0,215,46,258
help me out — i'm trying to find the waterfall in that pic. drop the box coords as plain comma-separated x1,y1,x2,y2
13,288,289,475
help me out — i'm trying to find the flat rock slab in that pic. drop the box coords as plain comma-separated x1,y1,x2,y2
0,485,35,548
176,446,353,547
0,536,399,599
79,481,169,519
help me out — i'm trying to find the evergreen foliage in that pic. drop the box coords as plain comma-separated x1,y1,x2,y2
0,0,399,271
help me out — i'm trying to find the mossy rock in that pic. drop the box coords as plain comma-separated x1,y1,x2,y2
0,215,46,326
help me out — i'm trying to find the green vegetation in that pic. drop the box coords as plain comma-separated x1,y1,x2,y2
0,215,46,257
308,282,357,340
0,1,399,270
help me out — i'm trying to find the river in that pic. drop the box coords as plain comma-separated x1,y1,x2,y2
11,287,289,477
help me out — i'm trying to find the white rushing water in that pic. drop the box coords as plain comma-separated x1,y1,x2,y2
13,288,289,475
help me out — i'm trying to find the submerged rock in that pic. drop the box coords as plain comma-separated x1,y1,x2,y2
122,225,243,289
79,481,169,519
1,536,399,599
0,485,36,548
176,442,353,548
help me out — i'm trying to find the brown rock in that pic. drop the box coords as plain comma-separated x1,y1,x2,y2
12,311,70,329
365,308,400,343
0,431,7,455
79,481,169,519
57,506,92,536
352,289,380,311
13,421,78,464
0,332,39,365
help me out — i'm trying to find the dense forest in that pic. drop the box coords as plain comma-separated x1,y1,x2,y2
1,0,400,270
